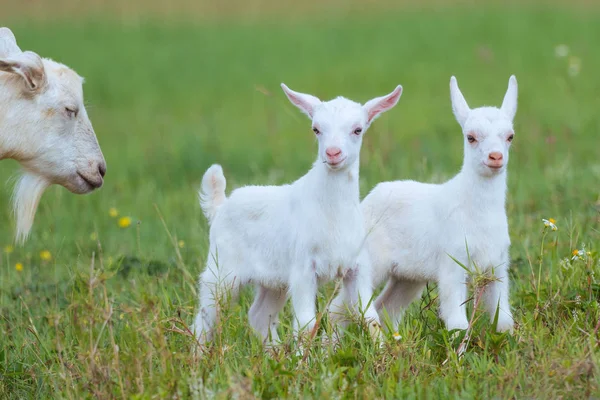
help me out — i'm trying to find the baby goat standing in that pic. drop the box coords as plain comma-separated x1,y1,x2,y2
363,76,517,333
193,83,402,346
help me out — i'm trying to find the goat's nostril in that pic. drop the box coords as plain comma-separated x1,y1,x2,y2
488,152,503,161
98,163,106,178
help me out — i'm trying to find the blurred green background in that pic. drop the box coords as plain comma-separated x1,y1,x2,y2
1,0,598,260
1,1,599,398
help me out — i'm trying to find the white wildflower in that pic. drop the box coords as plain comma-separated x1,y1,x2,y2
542,218,558,231
554,44,569,58
568,56,581,77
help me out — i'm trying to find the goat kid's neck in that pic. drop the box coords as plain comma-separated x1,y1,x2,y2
306,157,360,202
454,166,507,210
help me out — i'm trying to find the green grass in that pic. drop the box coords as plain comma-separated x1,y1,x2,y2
1,4,600,398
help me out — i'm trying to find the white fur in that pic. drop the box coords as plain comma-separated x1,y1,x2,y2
364,76,517,333
199,164,226,224
193,83,403,345
0,27,106,243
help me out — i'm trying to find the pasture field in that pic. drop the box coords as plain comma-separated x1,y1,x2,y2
1,1,600,398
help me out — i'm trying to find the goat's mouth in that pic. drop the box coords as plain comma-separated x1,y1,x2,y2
325,157,347,170
74,172,103,193
484,162,504,171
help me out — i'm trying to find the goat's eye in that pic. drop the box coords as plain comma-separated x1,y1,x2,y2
467,135,476,143
507,134,514,142
312,127,320,135
65,107,78,118
353,128,363,135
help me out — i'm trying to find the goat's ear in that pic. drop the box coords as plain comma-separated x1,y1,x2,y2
0,51,47,92
363,85,402,124
501,75,518,121
0,27,22,57
281,83,322,119
450,76,470,127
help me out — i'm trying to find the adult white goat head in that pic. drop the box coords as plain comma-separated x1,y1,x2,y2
281,83,402,171
0,27,106,243
450,75,517,177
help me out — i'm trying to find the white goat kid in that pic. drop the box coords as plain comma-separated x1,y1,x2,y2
0,27,106,243
363,76,517,333
193,83,403,345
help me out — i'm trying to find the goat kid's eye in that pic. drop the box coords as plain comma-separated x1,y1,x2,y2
507,134,514,142
467,135,477,144
65,107,78,119
353,128,363,135
312,127,320,135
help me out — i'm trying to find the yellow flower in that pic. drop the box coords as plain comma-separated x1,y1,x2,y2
15,262,23,272
118,217,132,228
548,218,556,224
90,232,98,241
392,332,402,341
40,250,52,261
109,207,119,218
4,245,14,254
572,248,586,261
178,240,185,249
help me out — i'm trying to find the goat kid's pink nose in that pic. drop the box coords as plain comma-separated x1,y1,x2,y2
488,152,503,161
326,147,342,159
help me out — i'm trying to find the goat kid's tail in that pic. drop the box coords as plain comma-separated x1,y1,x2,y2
199,164,227,224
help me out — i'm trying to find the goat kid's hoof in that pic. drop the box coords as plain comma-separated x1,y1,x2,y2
295,343,308,359
320,332,339,348
496,318,515,334
368,321,384,346
446,317,469,332
191,342,205,359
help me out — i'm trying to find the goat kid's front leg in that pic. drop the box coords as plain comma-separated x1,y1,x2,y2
289,261,318,341
438,262,469,331
484,261,514,333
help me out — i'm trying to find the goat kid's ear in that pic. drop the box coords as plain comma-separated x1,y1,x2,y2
501,75,518,121
0,51,46,92
450,76,470,127
363,85,402,124
281,83,322,119
0,27,22,57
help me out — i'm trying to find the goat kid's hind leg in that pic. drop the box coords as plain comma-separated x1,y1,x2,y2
248,285,288,344
336,250,381,342
483,262,514,333
375,277,425,332
327,291,350,346
192,266,240,346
